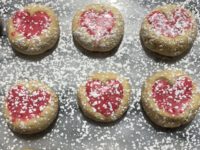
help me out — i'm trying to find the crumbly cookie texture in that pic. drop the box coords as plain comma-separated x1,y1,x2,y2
4,80,59,134
77,72,131,122
141,70,200,128
7,4,60,55
140,4,197,57
72,4,124,52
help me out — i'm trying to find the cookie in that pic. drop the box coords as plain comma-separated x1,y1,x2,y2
141,70,200,128
7,4,60,55
78,72,131,122
4,81,59,134
72,4,124,52
140,4,197,57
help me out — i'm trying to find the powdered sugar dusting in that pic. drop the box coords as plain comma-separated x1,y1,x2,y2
12,10,51,39
80,10,115,40
1,0,200,150
147,8,192,37
152,76,192,115
86,79,123,116
6,84,51,121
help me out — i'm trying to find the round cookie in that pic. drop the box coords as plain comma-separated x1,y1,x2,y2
140,4,197,57
72,4,124,52
78,72,131,122
4,80,59,134
141,70,200,128
7,4,60,55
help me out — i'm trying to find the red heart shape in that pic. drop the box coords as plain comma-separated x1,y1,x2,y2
152,76,192,115
80,10,115,40
147,8,192,37
12,10,50,39
7,85,50,121
86,80,123,116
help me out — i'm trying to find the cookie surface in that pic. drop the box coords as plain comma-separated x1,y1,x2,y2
77,72,131,122
141,70,200,128
140,4,197,57
4,81,59,134
72,4,124,52
7,4,60,55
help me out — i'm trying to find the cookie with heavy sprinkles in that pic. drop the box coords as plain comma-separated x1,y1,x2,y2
141,70,200,128
4,81,59,134
140,4,197,57
72,4,124,52
78,72,131,122
7,4,60,55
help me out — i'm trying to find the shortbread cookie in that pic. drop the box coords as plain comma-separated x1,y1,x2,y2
141,70,200,128
72,4,124,52
140,4,197,57
7,4,60,55
78,72,131,122
4,81,59,134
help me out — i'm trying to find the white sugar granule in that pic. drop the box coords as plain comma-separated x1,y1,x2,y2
0,0,200,150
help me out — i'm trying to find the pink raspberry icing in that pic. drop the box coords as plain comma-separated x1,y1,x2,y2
152,76,192,115
12,10,51,39
86,80,123,116
147,8,192,37
7,85,51,122
80,9,115,40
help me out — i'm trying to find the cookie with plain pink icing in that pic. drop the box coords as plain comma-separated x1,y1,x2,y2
72,4,124,52
4,81,59,134
141,70,200,128
78,72,131,122
7,4,60,55
140,4,197,57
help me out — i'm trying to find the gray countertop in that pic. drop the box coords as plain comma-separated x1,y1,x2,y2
0,0,200,149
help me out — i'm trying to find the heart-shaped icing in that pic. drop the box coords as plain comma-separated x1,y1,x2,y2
12,10,51,39
147,8,192,37
80,10,115,40
86,80,123,116
152,76,192,115
6,85,50,121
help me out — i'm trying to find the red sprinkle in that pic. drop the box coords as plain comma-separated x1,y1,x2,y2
152,77,192,115
12,10,51,39
147,8,192,37
6,85,50,122
80,9,115,40
86,80,123,116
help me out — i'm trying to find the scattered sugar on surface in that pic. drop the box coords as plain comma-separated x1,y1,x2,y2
1,0,200,150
